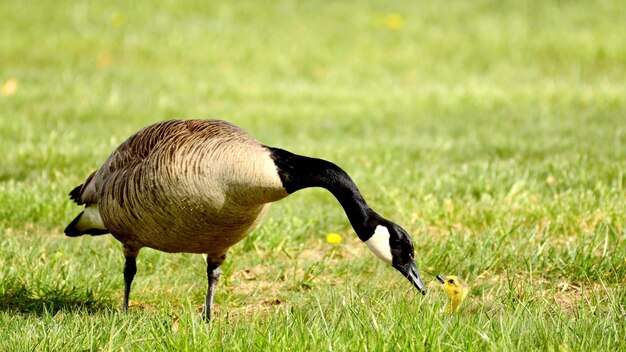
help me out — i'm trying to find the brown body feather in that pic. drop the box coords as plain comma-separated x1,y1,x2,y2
71,119,288,256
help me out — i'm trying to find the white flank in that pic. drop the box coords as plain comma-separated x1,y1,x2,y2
75,205,106,231
365,225,393,264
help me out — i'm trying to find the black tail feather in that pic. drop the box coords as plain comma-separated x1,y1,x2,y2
69,171,96,205
64,211,84,237
68,184,83,204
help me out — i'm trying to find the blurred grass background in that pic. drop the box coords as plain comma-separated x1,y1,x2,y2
1,0,625,350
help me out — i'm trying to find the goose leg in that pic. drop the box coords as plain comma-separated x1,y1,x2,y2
203,255,225,322
122,245,140,312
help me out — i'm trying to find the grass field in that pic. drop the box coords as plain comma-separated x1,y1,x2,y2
1,0,626,350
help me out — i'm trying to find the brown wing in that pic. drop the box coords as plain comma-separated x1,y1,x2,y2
67,119,252,206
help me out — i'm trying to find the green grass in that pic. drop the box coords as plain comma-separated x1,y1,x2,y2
2,0,626,350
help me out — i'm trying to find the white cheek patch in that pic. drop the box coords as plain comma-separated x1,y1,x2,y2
365,225,393,264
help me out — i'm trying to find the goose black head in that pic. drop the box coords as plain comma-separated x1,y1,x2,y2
363,220,427,295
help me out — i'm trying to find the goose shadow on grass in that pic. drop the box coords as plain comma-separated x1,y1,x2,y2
0,279,113,315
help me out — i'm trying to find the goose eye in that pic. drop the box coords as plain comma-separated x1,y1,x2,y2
448,279,455,285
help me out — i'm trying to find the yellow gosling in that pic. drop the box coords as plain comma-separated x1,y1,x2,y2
437,275,469,314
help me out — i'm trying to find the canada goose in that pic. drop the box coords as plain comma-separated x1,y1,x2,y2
436,275,468,313
65,119,427,321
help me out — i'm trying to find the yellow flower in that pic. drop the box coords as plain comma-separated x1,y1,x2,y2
326,233,342,244
0,78,18,97
383,13,404,31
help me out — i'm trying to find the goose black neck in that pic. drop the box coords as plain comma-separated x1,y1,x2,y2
268,147,378,241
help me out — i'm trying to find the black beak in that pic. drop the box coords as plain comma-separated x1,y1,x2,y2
436,274,446,284
397,260,427,295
